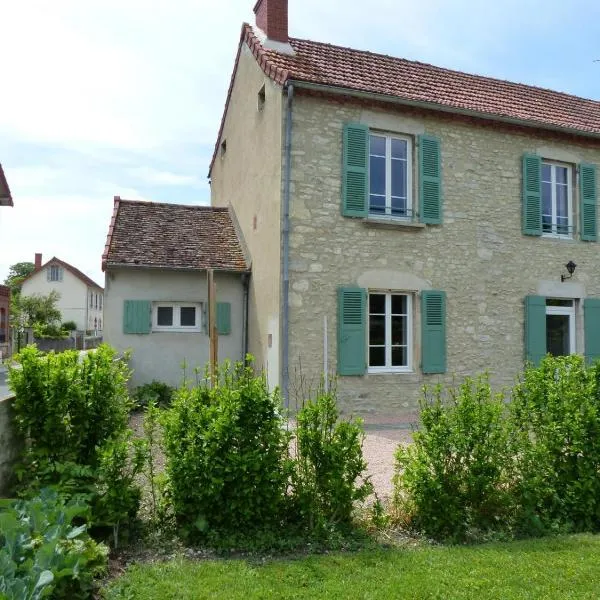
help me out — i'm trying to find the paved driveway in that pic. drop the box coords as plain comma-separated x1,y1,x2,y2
0,369,11,400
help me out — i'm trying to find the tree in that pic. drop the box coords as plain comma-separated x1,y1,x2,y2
3,261,35,295
13,291,62,328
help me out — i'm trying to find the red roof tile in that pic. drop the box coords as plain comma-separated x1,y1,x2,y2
210,23,600,174
102,199,249,273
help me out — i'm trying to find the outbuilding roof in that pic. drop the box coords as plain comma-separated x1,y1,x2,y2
102,198,249,273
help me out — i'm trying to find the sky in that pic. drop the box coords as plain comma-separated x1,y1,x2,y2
1,0,600,286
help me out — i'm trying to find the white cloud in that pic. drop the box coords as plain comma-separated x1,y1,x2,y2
127,167,201,187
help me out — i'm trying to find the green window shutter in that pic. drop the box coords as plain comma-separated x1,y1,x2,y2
123,300,151,334
418,135,442,224
216,302,231,335
584,298,600,363
421,290,446,374
524,295,546,366
342,123,369,218
522,153,542,236
580,163,597,241
337,287,366,375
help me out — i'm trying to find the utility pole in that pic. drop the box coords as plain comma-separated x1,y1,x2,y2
208,269,218,387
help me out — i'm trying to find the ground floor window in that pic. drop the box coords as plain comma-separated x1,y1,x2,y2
546,298,575,356
368,292,411,372
153,302,202,332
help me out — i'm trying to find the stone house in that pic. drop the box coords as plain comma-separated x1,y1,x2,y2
209,0,600,418
20,254,104,333
102,198,249,387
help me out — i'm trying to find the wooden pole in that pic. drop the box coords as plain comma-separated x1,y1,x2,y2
208,269,218,387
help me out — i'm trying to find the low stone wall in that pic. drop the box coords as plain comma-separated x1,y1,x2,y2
0,395,20,497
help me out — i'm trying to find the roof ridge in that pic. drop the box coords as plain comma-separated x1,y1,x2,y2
287,36,600,106
117,198,225,211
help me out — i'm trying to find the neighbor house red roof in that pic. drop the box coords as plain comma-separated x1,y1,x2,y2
102,198,249,273
0,164,13,207
20,258,103,290
210,23,600,174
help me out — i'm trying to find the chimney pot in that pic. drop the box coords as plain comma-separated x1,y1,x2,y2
35,253,42,269
254,0,288,43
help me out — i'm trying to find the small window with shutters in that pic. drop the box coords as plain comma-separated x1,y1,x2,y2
152,302,202,332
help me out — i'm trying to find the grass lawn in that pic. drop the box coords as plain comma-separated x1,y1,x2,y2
105,533,600,599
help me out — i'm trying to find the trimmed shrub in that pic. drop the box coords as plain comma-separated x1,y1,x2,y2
292,392,372,533
394,376,512,541
510,355,600,534
162,361,291,541
0,488,108,600
8,345,143,543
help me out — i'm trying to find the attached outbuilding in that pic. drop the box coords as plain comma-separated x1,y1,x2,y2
102,197,250,388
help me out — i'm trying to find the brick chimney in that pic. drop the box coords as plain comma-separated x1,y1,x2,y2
254,0,288,43
34,253,42,269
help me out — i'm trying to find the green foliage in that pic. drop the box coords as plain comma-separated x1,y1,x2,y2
0,488,107,600
3,261,35,294
292,392,373,533
510,355,600,534
134,380,174,409
394,357,600,541
16,291,62,328
32,322,69,340
61,321,78,332
162,360,291,541
9,345,143,544
394,376,512,541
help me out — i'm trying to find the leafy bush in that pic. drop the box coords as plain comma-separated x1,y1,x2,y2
32,322,69,340
162,360,291,541
133,380,174,409
9,345,143,543
510,355,600,534
0,488,108,600
61,321,78,332
292,392,373,533
394,376,513,541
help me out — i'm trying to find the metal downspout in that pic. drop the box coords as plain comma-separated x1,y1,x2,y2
282,83,294,406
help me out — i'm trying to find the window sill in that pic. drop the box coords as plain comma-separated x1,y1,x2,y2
152,328,202,333
363,216,426,230
541,233,575,241
367,368,414,375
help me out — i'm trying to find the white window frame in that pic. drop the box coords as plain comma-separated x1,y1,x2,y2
542,161,573,239
152,302,202,332
369,133,413,220
546,300,576,355
368,291,413,374
48,265,63,282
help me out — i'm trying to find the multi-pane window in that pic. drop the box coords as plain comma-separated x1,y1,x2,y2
153,303,201,332
368,292,411,371
99,295,103,310
542,162,572,237
546,299,575,356
48,265,63,282
369,134,412,218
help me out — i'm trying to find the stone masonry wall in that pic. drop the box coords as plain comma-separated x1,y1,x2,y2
287,94,600,420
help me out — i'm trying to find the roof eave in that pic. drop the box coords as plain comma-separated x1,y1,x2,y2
290,80,600,140
105,262,250,274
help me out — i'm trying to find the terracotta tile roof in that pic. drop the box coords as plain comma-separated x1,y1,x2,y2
0,163,13,207
210,23,600,174
102,198,249,273
20,257,103,290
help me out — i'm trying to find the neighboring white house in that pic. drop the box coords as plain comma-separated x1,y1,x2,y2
101,198,250,387
20,254,104,332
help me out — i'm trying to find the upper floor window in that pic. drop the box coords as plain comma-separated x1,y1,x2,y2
542,162,572,238
90,292,93,308
99,295,103,310
47,265,63,282
369,134,412,219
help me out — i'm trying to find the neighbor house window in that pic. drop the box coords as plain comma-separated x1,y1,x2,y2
546,299,575,356
542,162,572,237
48,265,63,282
99,295,103,310
153,302,202,332
368,292,412,372
369,134,412,219
90,292,93,308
